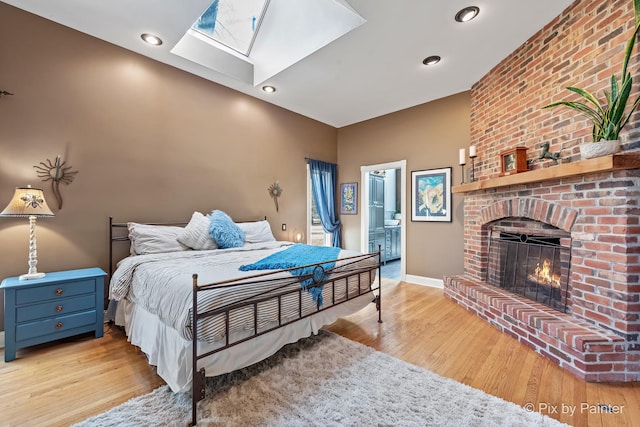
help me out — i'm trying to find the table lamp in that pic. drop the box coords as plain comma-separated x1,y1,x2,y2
293,229,305,244
1,185,55,280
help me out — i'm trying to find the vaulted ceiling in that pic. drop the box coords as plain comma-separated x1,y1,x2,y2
3,0,574,127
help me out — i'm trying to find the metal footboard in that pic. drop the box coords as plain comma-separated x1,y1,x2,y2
190,250,382,426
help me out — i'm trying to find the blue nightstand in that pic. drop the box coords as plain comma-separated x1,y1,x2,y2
1,268,107,362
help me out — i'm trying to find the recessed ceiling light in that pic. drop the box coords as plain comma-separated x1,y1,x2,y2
422,56,441,66
262,85,276,93
141,33,163,46
455,6,480,23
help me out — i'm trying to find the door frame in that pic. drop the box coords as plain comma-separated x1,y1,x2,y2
360,160,407,281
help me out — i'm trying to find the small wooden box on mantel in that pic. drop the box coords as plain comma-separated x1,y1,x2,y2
499,147,528,176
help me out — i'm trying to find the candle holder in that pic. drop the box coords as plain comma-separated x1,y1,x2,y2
469,153,477,182
460,163,465,184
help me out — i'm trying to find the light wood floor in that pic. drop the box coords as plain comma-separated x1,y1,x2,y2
1,279,639,426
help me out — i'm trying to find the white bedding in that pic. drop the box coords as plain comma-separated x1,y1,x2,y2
110,242,376,344
109,241,378,392
115,294,373,392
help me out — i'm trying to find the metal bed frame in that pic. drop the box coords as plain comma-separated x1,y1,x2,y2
108,217,382,426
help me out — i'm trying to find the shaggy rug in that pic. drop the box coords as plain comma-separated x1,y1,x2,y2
76,330,566,426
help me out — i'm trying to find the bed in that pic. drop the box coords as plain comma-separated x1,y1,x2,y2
107,213,381,425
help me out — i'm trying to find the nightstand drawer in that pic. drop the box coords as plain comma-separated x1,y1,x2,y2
16,294,96,323
16,279,96,305
16,310,97,341
2,267,106,362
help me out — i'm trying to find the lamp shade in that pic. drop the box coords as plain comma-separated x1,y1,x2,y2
1,186,55,217
291,228,305,243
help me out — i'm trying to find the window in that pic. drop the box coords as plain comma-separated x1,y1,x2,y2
307,165,331,246
192,0,269,56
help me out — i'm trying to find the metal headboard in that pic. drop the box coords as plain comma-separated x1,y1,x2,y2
108,215,268,281
108,217,189,281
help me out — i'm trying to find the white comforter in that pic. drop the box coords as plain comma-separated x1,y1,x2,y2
109,242,374,344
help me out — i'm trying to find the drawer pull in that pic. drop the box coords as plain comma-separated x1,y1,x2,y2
55,322,63,329
55,288,63,295
55,305,64,312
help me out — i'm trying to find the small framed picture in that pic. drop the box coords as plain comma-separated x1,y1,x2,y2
499,147,528,176
340,182,358,215
411,167,452,222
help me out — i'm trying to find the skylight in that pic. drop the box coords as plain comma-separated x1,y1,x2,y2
173,0,366,86
192,0,269,56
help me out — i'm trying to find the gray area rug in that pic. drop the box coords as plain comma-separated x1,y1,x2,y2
76,330,566,426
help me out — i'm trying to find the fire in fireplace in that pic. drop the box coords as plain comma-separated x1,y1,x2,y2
530,258,560,287
485,227,570,313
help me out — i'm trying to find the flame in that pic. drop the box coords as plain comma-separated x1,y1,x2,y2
532,259,561,288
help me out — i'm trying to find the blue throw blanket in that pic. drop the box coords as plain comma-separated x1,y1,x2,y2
239,244,341,306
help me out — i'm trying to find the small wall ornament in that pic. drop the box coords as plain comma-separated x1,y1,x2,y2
268,181,282,212
34,155,78,210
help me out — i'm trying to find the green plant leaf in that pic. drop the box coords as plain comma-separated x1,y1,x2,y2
620,94,640,129
592,123,602,142
604,90,613,112
566,87,605,114
604,122,617,140
610,75,619,103
610,75,633,126
542,100,603,123
622,22,640,77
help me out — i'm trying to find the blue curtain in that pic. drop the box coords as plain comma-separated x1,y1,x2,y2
309,159,342,247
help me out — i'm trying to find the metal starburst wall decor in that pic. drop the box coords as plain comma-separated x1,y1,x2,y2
34,155,78,210
268,181,282,212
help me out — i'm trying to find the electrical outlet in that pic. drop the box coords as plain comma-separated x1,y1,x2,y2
282,224,287,231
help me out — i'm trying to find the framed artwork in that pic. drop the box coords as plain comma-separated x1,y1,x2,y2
411,167,452,222
340,182,358,215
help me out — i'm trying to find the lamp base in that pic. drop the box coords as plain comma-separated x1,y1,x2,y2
19,272,46,280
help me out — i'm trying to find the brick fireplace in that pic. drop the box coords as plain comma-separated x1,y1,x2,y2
444,164,640,381
441,0,640,382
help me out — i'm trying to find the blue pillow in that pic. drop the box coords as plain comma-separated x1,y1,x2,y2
209,210,245,249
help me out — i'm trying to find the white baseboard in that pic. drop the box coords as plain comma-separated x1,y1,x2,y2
0,331,4,349
404,275,444,289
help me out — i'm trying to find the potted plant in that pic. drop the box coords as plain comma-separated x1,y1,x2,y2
542,0,640,159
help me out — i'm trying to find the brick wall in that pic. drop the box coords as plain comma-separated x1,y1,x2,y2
471,0,640,177
445,0,640,381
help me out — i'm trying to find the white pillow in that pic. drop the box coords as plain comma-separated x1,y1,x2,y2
237,220,276,243
127,223,190,255
178,212,219,250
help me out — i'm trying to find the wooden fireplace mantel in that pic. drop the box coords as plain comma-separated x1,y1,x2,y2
452,154,640,194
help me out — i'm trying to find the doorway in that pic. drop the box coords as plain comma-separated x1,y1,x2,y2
361,160,406,281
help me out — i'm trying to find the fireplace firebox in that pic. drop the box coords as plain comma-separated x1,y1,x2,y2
485,226,571,313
